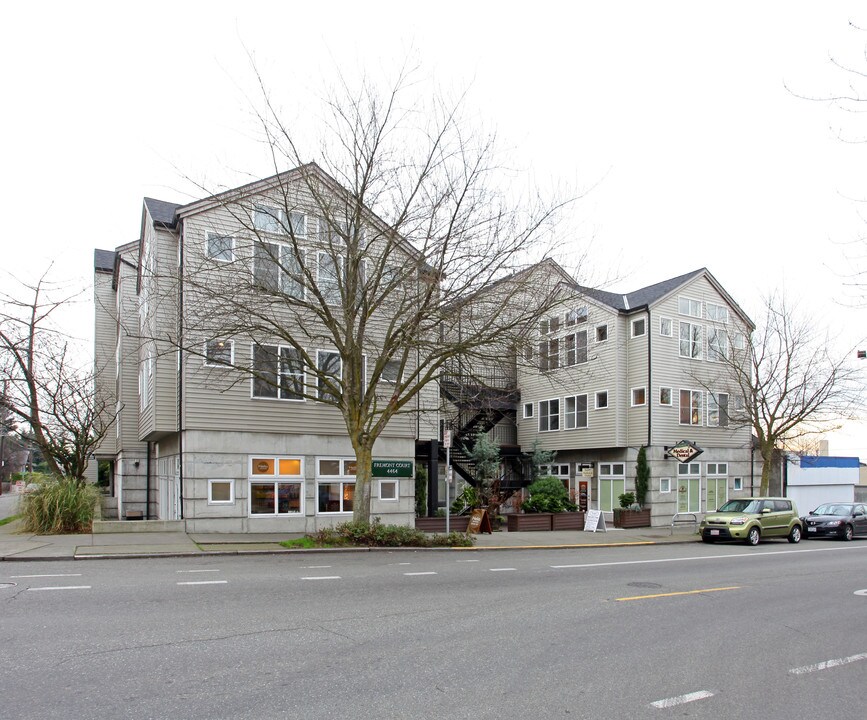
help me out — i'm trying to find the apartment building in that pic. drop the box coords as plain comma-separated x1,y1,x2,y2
94,164,438,532
514,268,758,525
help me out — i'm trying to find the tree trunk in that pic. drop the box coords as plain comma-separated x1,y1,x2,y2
352,442,373,523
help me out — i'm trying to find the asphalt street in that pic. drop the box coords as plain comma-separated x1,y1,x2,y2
2,539,866,719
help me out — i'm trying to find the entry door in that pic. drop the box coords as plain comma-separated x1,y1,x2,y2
706,479,727,512
677,477,700,513
598,477,625,512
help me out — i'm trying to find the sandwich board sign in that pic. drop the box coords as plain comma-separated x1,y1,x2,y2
584,509,606,532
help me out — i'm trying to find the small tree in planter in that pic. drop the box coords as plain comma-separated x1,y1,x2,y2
528,440,556,483
635,446,650,508
523,476,577,514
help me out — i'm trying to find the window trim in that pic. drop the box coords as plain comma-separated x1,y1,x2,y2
706,302,729,324
679,389,702,425
659,387,672,406
316,349,342,402
379,479,398,502
316,456,357,514
631,387,646,407
206,231,234,262
595,323,609,343
678,296,702,318
679,320,702,359
659,477,671,494
248,455,305,517
539,398,560,432
659,317,673,337
251,343,306,402
564,393,588,430
631,317,646,338
595,390,609,410
707,392,730,427
208,479,235,505
523,402,534,419
204,339,233,367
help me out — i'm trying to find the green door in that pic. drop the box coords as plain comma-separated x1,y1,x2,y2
599,477,625,512
677,478,700,513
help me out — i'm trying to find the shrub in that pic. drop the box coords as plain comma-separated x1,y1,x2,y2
522,476,577,513
304,519,474,548
414,465,428,517
635,446,650,507
618,492,636,509
20,476,99,534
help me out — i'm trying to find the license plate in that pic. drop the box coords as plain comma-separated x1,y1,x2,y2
710,529,720,536
808,527,816,532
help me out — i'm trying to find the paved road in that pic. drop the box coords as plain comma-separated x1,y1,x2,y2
2,539,866,719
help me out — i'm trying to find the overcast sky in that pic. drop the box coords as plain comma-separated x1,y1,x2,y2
2,1,865,458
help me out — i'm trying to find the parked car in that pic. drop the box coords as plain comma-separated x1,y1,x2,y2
801,503,867,541
699,497,802,545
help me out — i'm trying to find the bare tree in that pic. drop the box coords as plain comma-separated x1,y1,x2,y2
0,272,112,482
718,294,864,495
163,67,576,522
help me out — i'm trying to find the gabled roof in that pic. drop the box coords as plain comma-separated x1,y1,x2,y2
573,268,754,329
143,197,182,229
94,248,116,273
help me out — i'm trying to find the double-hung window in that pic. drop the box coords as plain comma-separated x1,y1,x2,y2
317,350,342,403
679,321,702,359
254,204,306,236
707,392,729,427
564,394,588,429
318,252,343,305
539,399,560,432
707,328,728,362
678,296,702,318
564,330,588,366
679,389,702,425
254,242,305,298
252,344,304,400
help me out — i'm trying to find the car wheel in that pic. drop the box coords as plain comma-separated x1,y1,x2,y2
788,525,801,543
842,524,854,542
746,526,761,546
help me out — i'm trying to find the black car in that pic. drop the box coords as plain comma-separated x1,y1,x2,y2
801,503,867,541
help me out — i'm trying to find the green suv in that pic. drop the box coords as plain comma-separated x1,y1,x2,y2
699,497,803,545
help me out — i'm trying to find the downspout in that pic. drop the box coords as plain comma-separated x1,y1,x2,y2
646,308,652,448
146,441,152,519
177,221,185,519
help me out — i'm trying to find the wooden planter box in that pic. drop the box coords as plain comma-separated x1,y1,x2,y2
415,516,471,533
613,508,652,528
507,513,553,531
551,511,585,530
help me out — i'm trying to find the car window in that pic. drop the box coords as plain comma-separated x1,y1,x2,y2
774,500,791,512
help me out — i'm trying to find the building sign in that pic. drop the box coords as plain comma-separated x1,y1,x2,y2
371,460,414,478
664,440,703,463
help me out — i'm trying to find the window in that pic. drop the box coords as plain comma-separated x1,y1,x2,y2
595,390,608,409
539,399,560,432
679,389,702,425
733,332,746,350
317,350,342,402
539,338,559,371
564,394,588,429
660,317,672,336
631,387,646,406
595,324,608,342
540,316,560,335
253,242,305,299
659,387,672,405
208,479,234,505
379,479,398,501
707,463,728,475
676,462,701,513
318,252,343,305
380,360,401,384
660,477,671,493
678,296,702,318
317,458,356,513
206,233,234,262
253,204,306,236
707,392,729,427
204,339,233,367
631,318,646,337
565,330,588,366
707,328,728,361
598,463,626,512
252,344,304,400
733,477,743,491
679,321,702,359
706,303,729,323
566,306,588,325
523,402,534,419
249,456,303,516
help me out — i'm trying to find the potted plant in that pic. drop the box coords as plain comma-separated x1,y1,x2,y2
612,448,653,528
508,476,584,531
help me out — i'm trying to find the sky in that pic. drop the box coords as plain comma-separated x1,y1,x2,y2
2,1,866,458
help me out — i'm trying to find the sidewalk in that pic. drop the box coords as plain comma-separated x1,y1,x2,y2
0,495,699,561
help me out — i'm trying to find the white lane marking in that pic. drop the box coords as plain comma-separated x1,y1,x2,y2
790,652,867,675
456,559,479,563
176,580,228,586
404,572,437,576
11,573,82,578
489,568,516,572
176,569,220,573
551,544,866,570
650,691,713,708
854,589,867,596
26,586,91,592
301,565,332,569
301,576,341,580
